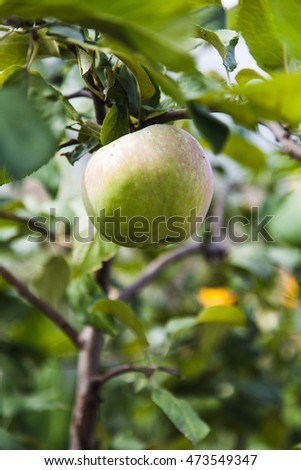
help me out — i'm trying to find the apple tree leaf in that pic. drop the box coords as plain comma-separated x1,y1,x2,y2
89,298,149,348
196,305,246,326
100,103,129,145
151,388,210,444
238,0,284,71
71,227,118,278
189,102,229,153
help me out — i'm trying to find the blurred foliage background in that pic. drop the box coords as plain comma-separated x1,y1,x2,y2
1,0,301,450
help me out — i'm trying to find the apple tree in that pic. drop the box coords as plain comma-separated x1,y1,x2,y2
1,0,301,450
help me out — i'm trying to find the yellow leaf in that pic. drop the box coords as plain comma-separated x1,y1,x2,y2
198,286,239,307
278,268,300,308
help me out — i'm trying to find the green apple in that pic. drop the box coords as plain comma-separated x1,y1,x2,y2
82,124,213,248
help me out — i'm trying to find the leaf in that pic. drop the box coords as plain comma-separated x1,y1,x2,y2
238,0,284,71
192,4,225,31
196,305,246,326
47,24,85,42
235,68,266,86
151,388,210,444
77,47,93,77
112,50,155,101
86,307,119,336
63,138,99,165
269,0,301,60
71,227,118,277
90,298,149,347
165,317,196,338
34,257,70,308
100,103,129,145
189,102,229,153
0,87,58,180
0,0,195,72
0,32,30,70
223,132,266,172
237,73,301,126
195,26,239,72
117,65,140,118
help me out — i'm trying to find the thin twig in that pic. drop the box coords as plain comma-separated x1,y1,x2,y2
0,266,81,348
141,109,189,128
65,89,92,100
94,365,183,385
0,210,54,239
118,242,204,302
261,121,301,162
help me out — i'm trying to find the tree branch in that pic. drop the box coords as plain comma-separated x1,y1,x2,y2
70,68,111,449
261,121,301,162
141,109,189,128
65,89,92,100
94,365,183,385
0,266,80,348
118,242,203,302
70,262,112,449
0,210,55,240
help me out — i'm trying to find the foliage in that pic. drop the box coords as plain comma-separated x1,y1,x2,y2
1,0,301,451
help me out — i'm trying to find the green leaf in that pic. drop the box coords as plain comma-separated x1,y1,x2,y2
47,24,85,42
196,305,246,326
0,87,58,180
100,103,129,145
151,388,210,444
195,26,239,72
71,228,118,277
165,317,196,338
86,307,119,336
117,65,140,118
0,0,195,72
235,68,266,86
269,0,301,60
77,47,93,78
112,50,156,101
238,0,284,71
237,73,301,126
223,132,266,172
0,32,30,70
90,298,149,347
63,138,99,165
34,257,70,308
192,4,225,31
189,102,229,153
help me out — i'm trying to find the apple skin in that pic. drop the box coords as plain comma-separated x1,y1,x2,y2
82,124,213,248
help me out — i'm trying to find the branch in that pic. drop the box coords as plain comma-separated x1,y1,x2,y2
70,262,112,449
0,210,55,240
0,266,81,348
261,121,301,162
94,365,183,385
70,68,111,449
65,89,92,100
141,109,189,128
118,242,203,302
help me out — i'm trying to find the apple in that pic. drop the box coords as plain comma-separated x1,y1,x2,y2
82,124,213,248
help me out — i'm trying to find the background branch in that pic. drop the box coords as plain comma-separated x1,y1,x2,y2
94,365,183,384
261,121,301,161
0,210,55,240
0,266,80,347
118,242,204,302
141,109,189,127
